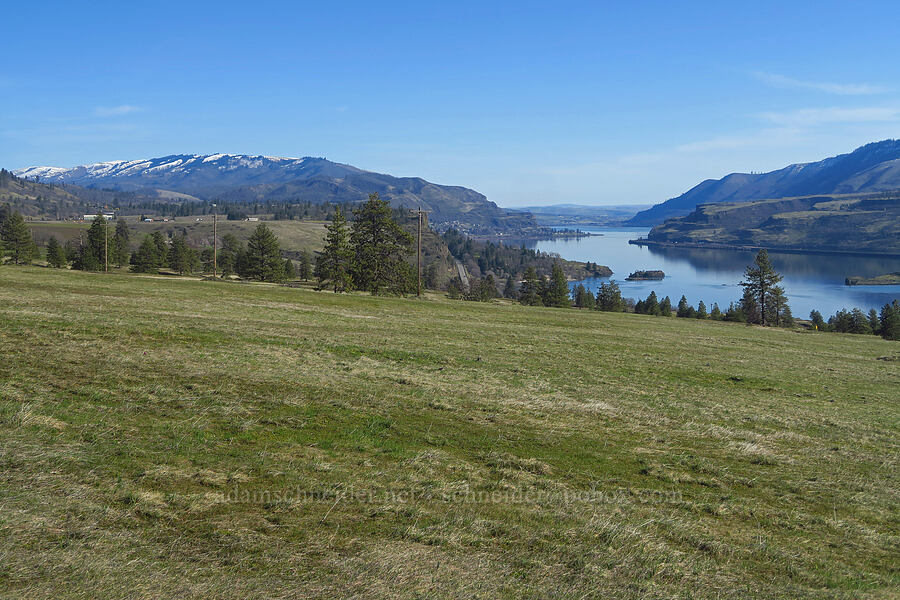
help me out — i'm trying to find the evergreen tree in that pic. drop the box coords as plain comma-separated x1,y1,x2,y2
572,283,593,308
659,295,672,316
298,250,313,281
739,249,787,326
503,274,518,299
316,207,354,292
595,281,624,312
868,309,881,335
518,266,543,306
112,220,130,267
809,310,827,331
676,295,694,318
79,214,108,271
151,231,169,268
219,233,241,276
130,235,162,273
350,193,414,295
168,235,197,275
696,300,708,319
1,211,36,265
725,302,746,322
245,223,285,282
880,300,900,341
545,262,571,307
644,291,660,316
768,286,792,327
46,237,67,268
709,302,723,320
283,258,296,279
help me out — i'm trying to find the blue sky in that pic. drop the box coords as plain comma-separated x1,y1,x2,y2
3,1,900,206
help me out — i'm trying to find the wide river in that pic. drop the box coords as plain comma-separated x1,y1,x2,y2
529,227,900,318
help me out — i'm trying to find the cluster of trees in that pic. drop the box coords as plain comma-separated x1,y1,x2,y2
315,193,416,295
810,301,900,340
516,264,571,307
442,229,598,283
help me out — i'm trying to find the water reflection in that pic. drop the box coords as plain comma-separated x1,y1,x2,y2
529,227,900,317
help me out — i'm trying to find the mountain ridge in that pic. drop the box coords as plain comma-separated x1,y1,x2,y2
627,139,900,225
14,154,538,234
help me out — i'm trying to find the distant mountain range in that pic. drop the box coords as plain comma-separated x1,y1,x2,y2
627,140,900,226
14,154,538,234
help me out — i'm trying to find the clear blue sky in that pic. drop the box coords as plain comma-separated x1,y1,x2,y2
4,1,900,206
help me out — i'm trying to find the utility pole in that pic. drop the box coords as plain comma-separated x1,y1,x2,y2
212,203,218,278
104,216,108,272
416,208,423,297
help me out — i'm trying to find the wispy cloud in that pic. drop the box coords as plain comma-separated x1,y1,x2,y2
754,72,887,96
93,104,142,117
757,106,900,127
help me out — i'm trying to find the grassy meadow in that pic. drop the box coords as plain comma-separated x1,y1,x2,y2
0,267,898,598
27,219,328,254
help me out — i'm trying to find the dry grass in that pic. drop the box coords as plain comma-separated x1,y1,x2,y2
0,266,898,598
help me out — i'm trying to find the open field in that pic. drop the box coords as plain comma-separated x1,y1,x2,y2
27,219,328,254
0,267,898,598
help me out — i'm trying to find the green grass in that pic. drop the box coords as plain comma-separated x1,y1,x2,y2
0,267,898,598
28,219,328,254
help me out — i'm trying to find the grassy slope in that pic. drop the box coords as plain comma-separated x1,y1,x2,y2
0,268,898,599
28,219,329,254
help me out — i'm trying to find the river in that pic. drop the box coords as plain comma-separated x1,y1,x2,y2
529,227,900,318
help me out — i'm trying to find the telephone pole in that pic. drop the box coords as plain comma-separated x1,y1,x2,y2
104,217,108,272
416,208,423,297
212,203,218,278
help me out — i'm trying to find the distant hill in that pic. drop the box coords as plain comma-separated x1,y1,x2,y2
507,203,650,226
14,154,539,234
641,192,900,255
627,140,900,226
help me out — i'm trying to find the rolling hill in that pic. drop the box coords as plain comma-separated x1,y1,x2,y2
641,192,900,254
627,139,900,226
14,154,539,234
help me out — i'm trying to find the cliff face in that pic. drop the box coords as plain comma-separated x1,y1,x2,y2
645,193,900,254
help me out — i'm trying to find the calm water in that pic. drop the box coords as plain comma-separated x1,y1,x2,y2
530,227,900,318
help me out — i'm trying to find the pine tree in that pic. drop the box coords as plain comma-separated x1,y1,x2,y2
880,300,900,341
283,258,296,279
709,302,723,320
219,233,241,276
545,262,571,307
245,223,285,282
316,207,354,292
595,281,624,312
809,310,827,331
503,274,518,299
572,283,592,308
740,249,787,326
676,295,694,318
696,300,708,319
1,211,36,265
112,220,130,267
659,296,672,316
151,231,169,268
46,237,67,268
78,214,108,271
868,309,880,335
644,291,660,315
130,235,162,273
168,235,197,275
298,250,313,281
518,266,543,306
350,193,413,295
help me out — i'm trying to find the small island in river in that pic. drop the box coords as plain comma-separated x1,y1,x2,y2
845,272,900,286
625,270,665,281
